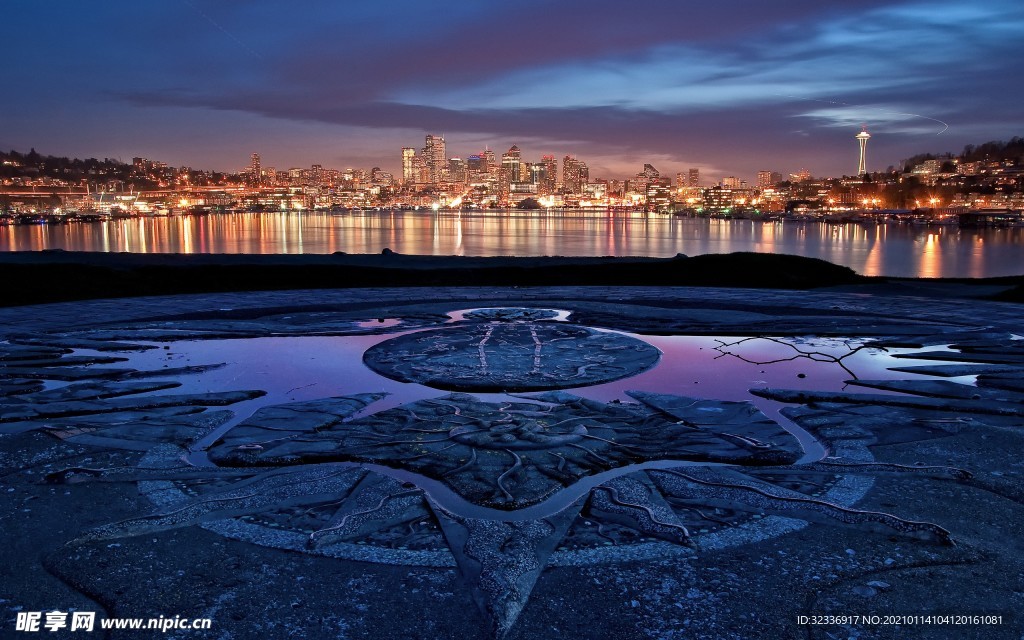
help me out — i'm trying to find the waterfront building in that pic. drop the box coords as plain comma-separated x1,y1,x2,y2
645,179,673,212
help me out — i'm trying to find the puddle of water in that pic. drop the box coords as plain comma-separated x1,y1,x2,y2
355,318,402,329
445,307,572,322
92,330,967,470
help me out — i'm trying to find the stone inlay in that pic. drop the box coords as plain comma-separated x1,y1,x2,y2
363,315,660,392
209,392,804,509
2,293,1001,640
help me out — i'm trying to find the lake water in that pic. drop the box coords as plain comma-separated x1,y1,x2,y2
3,209,1023,278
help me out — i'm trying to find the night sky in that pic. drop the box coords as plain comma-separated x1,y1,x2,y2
5,1,1023,181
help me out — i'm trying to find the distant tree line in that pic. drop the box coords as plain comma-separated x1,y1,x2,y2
0,148,136,181
902,136,1024,171
0,148,237,189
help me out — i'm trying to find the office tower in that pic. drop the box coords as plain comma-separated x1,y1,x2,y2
502,145,522,183
856,126,871,175
791,168,812,182
448,157,467,184
687,168,700,187
722,176,741,189
562,156,588,194
401,147,416,185
249,152,262,186
757,170,782,189
540,155,557,195
483,147,497,177
423,135,447,184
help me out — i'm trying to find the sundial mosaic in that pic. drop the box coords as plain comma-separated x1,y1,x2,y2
2,304,985,638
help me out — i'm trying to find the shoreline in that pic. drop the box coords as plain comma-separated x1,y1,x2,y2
1,250,1022,307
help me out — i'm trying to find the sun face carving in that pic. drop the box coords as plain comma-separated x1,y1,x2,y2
362,318,661,392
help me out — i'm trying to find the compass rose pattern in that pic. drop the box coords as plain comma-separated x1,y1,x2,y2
75,390,952,637
208,392,804,509
15,306,969,639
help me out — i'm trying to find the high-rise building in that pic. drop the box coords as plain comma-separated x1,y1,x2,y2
401,147,416,185
562,156,588,194
423,135,447,184
448,157,467,184
483,147,497,177
527,162,548,187
856,126,871,175
791,168,812,182
632,164,661,194
757,171,783,189
249,153,262,186
721,176,741,189
371,167,394,186
540,155,557,195
502,145,522,183
687,168,700,188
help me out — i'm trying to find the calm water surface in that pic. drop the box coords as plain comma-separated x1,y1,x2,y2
3,209,1023,278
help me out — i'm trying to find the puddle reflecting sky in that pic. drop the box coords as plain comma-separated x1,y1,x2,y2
90,329,962,463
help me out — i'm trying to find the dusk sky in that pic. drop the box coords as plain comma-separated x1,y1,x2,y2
5,1,1023,181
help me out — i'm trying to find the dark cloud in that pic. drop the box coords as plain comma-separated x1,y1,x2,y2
5,0,1024,177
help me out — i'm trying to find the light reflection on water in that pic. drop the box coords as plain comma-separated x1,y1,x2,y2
4,210,1024,278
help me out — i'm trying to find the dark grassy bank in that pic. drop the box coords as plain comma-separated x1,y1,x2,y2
0,251,875,306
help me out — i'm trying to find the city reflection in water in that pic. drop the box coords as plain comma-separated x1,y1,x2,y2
2,210,1023,278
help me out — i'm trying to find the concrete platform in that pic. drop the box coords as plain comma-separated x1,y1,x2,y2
2,286,1024,639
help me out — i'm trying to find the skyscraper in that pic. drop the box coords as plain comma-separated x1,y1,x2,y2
757,170,782,189
423,135,446,184
448,157,467,184
483,147,497,177
856,126,871,175
249,152,262,186
562,156,588,194
687,168,700,188
540,155,557,195
401,148,416,185
502,145,522,183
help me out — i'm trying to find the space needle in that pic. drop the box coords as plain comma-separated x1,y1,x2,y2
856,126,871,175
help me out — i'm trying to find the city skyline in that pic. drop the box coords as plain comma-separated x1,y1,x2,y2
4,1,1024,179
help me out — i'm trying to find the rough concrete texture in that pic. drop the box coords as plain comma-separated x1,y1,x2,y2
2,285,1024,639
